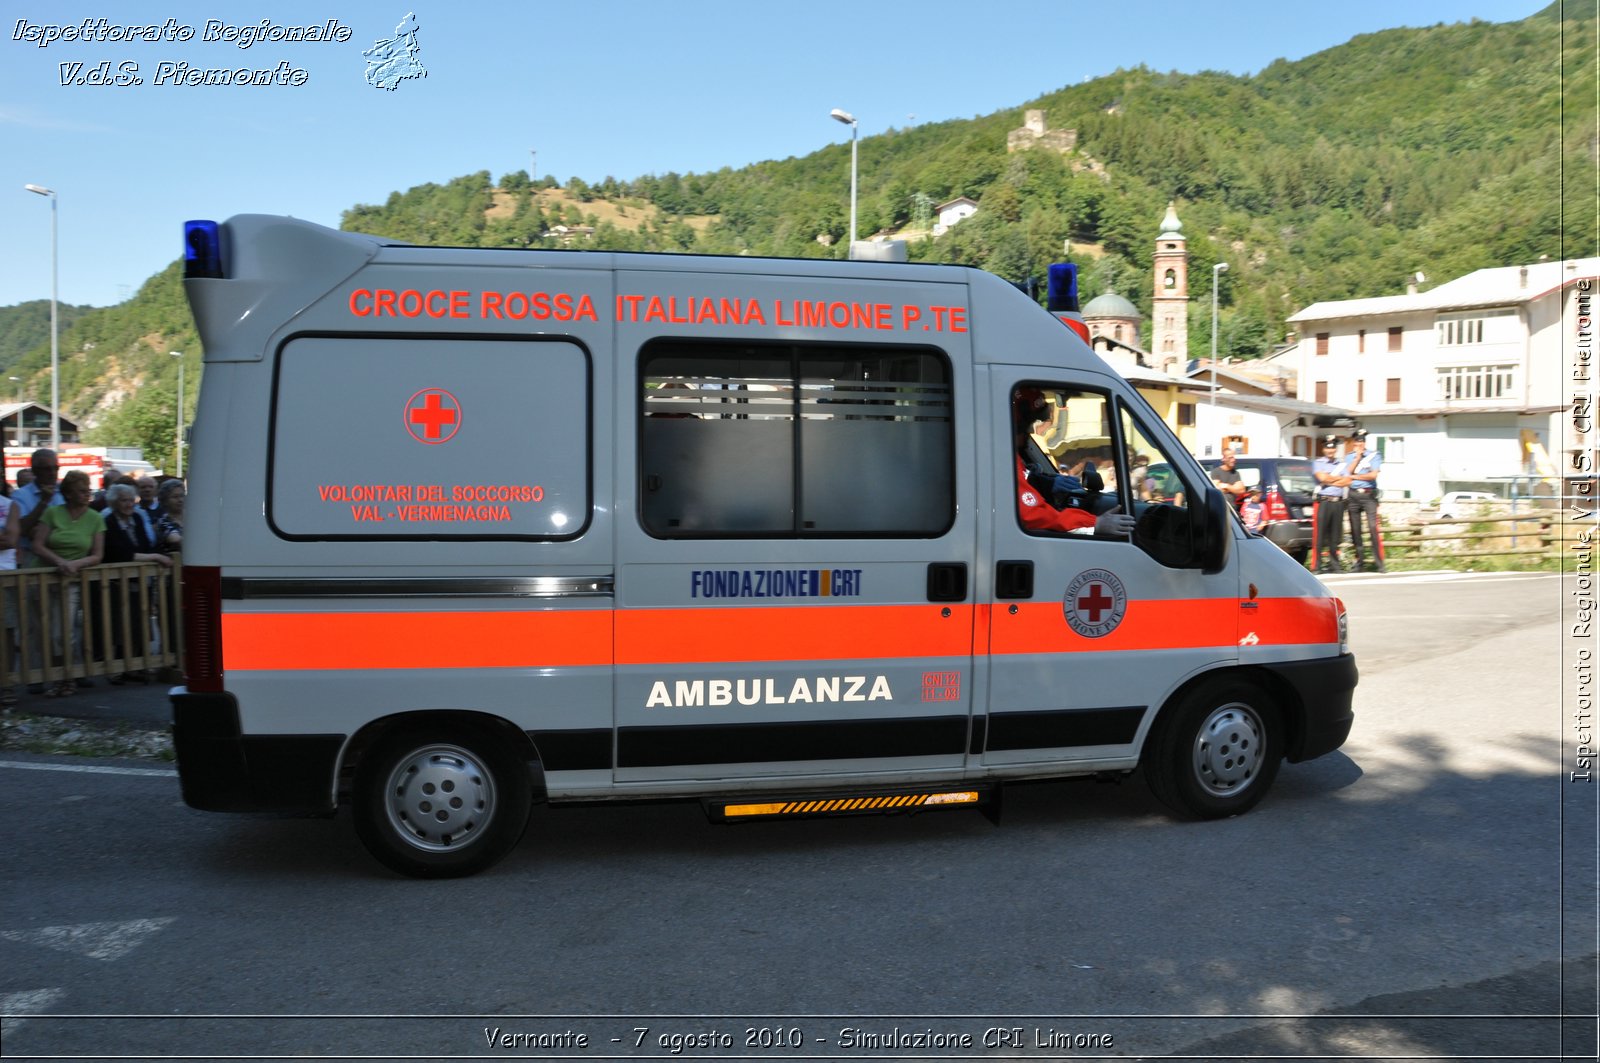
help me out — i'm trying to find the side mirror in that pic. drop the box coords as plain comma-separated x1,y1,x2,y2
1132,487,1233,572
1196,487,1233,574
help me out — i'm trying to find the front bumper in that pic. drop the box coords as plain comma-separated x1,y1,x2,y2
1261,654,1357,762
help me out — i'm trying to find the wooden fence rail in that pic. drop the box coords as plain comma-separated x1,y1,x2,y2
0,561,181,691
1375,512,1566,562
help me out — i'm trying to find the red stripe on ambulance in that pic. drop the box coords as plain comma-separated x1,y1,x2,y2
220,597,1337,672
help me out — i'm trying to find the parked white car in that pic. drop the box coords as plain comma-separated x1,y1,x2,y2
1436,491,1496,519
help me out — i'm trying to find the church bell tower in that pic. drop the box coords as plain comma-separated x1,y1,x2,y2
1151,201,1189,369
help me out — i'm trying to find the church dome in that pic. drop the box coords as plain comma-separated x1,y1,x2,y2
1082,291,1139,319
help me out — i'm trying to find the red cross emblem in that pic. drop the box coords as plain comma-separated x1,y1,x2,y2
1063,568,1127,638
1076,582,1115,623
404,388,461,444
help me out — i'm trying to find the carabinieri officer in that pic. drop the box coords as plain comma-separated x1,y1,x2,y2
1312,434,1351,574
1342,428,1384,572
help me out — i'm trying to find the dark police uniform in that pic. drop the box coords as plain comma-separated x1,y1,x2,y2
1312,435,1349,573
1343,429,1384,572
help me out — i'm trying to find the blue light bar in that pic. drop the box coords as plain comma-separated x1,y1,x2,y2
184,220,222,279
1046,262,1080,313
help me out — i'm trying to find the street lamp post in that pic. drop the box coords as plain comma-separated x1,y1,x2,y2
171,351,184,478
1210,261,1229,453
829,108,858,251
23,184,59,450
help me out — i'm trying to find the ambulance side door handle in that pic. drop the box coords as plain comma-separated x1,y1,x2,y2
927,562,968,602
994,560,1034,600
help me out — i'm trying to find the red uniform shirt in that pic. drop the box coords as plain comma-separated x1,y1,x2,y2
1015,456,1095,533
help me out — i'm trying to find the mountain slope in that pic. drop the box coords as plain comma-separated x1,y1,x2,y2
0,4,1589,460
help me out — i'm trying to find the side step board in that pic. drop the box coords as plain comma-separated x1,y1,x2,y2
705,785,1000,824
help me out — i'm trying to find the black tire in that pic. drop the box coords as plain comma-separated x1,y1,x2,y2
353,724,532,878
1146,678,1282,819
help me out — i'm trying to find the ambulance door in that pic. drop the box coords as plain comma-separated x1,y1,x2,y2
981,373,1239,770
611,274,978,788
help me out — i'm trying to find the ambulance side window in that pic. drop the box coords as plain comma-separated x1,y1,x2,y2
640,341,953,538
1119,404,1201,566
1012,385,1125,539
268,336,589,541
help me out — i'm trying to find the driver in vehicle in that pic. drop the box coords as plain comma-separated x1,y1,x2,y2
1014,389,1136,538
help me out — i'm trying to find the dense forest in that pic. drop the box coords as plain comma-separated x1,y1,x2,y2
0,300,92,395
0,2,1592,469
340,4,1593,366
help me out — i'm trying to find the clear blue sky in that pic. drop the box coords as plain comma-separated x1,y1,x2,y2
0,0,1549,309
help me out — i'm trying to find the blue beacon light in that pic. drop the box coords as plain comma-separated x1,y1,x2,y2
1046,261,1092,344
1046,262,1080,313
183,220,222,279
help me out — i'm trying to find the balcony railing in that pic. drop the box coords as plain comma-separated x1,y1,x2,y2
1435,364,1519,403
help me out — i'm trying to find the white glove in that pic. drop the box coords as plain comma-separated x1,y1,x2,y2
1094,506,1137,538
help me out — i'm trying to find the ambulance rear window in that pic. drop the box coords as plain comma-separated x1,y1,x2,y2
639,341,953,538
269,336,590,540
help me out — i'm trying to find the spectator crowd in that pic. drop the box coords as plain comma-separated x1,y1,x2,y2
0,449,185,703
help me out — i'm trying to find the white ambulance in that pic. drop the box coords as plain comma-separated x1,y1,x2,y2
174,215,1355,877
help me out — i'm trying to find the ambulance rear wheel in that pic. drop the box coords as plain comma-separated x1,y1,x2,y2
1147,679,1282,819
354,725,531,878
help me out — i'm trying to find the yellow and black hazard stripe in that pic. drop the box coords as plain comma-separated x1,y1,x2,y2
709,789,986,822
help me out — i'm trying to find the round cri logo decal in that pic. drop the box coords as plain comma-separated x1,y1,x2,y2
404,388,461,444
1063,568,1127,638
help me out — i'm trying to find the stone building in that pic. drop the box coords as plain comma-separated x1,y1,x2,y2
1007,109,1078,154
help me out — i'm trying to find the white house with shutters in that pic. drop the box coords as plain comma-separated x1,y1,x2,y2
1286,257,1596,502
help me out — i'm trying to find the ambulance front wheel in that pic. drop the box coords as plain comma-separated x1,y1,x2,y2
1147,678,1282,819
353,725,532,878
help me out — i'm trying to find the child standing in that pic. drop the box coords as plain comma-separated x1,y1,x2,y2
1240,486,1264,532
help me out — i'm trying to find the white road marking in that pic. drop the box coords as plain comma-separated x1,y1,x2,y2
0,760,175,778
0,918,176,962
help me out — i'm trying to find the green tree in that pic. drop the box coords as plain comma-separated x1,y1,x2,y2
87,382,180,473
984,182,1023,224
982,226,1033,283
1083,254,1140,303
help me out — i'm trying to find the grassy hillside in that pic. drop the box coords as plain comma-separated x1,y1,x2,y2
341,6,1594,363
0,266,197,469
0,300,93,383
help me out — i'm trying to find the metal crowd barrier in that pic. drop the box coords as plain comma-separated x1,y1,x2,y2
0,560,182,691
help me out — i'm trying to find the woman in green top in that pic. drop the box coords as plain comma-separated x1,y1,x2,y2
31,470,103,697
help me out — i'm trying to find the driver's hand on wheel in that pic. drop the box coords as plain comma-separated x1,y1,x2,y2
1095,506,1136,539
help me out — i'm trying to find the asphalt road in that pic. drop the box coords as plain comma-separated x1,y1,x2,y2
0,570,1593,1061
